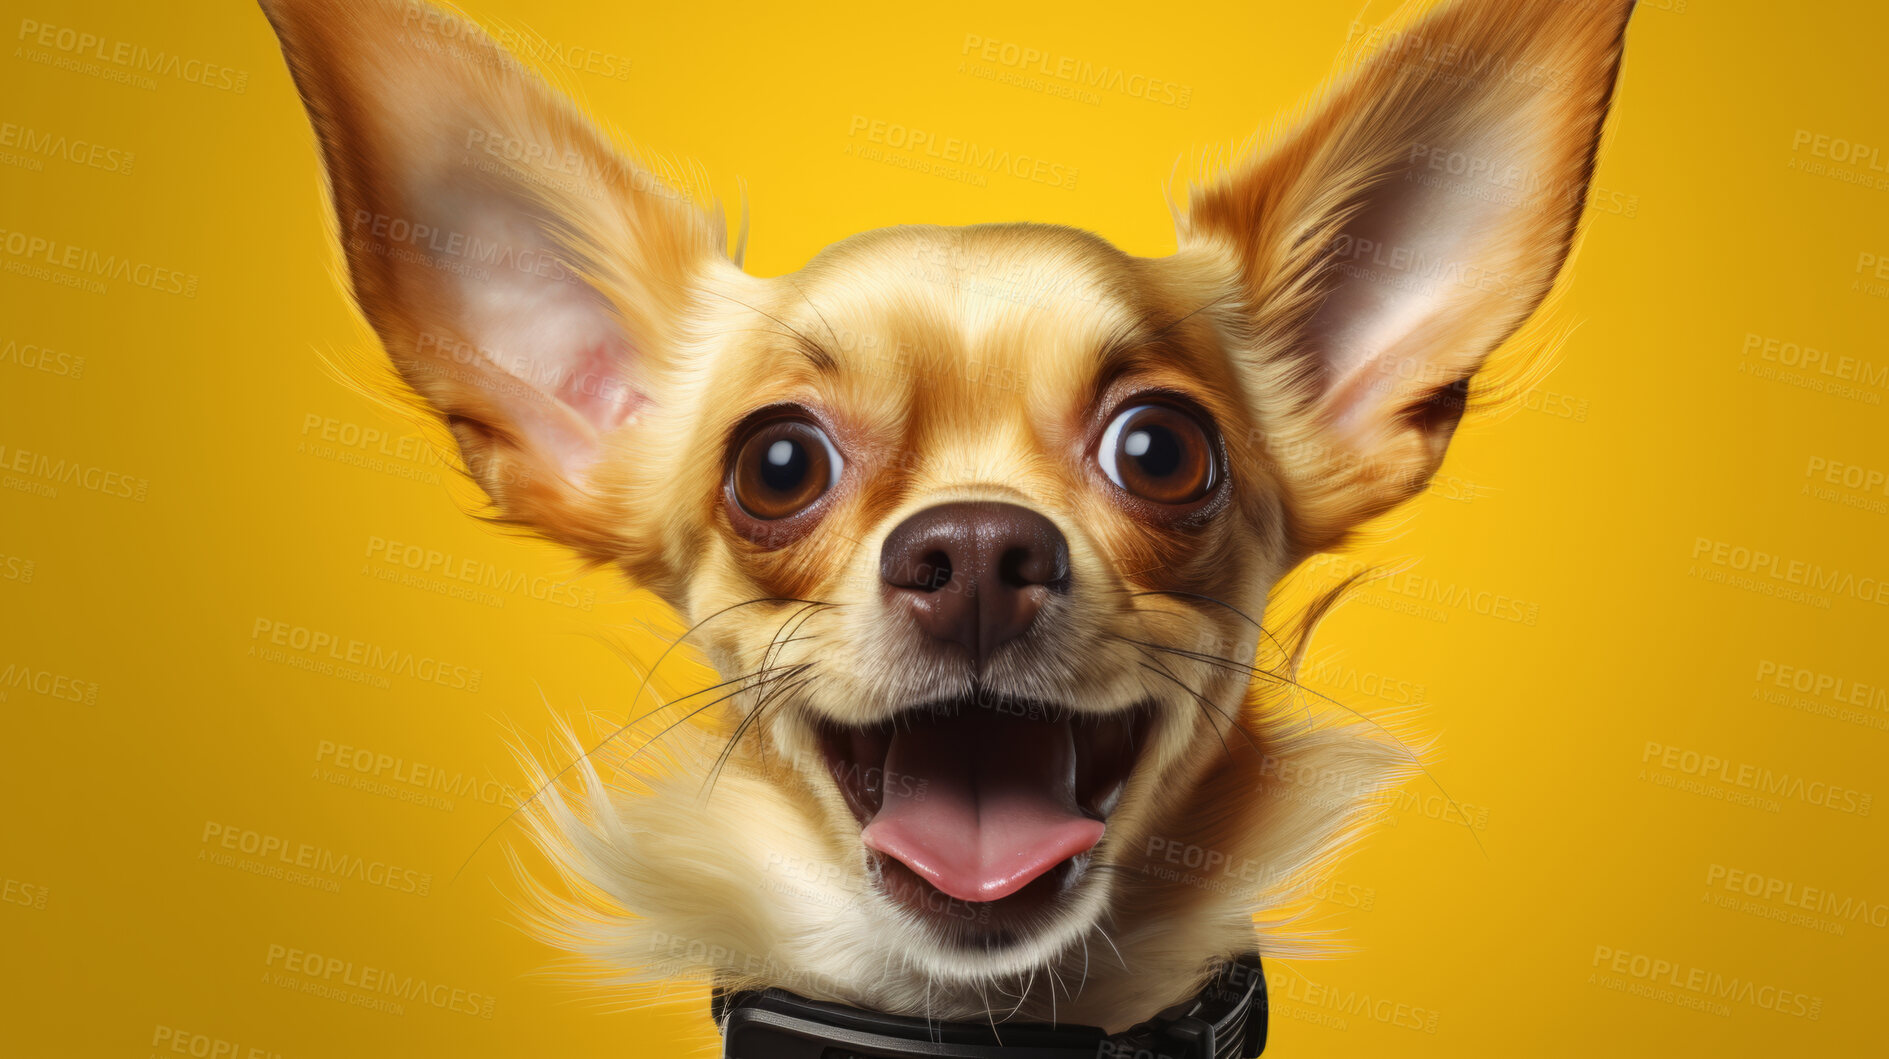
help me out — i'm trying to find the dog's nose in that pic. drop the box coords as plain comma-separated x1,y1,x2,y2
879,501,1071,669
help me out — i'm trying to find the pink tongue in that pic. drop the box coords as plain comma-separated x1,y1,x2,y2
861,710,1104,903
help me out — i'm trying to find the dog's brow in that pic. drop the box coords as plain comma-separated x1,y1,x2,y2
1094,312,1178,378
788,336,839,374
714,289,838,373
1094,296,1231,383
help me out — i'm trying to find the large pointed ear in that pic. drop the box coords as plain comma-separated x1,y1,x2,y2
260,0,729,562
1185,0,1633,553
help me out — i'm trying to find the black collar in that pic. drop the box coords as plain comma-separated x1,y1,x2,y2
712,952,1267,1059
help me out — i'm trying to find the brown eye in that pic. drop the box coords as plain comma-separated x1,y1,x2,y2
1099,403,1217,504
730,418,843,520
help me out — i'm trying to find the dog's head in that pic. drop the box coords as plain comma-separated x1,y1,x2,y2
262,0,1630,1026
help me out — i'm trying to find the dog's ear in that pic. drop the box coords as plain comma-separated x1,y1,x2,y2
1186,0,1632,552
260,0,728,563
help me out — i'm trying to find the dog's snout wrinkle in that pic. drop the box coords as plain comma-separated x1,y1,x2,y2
880,502,1070,670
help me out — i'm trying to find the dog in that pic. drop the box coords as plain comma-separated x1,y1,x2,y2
258,0,1632,1041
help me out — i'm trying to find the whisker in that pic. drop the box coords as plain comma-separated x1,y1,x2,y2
699,672,817,804
789,279,843,349
1147,293,1235,344
1126,587,1345,697
1122,608,1269,759
700,600,834,801
757,601,830,684
1124,587,1304,675
1129,588,1261,629
626,666,807,765
1122,636,1389,738
1120,634,1489,861
702,289,831,367
618,596,834,727
1132,653,1235,763
1134,659,1264,762
1092,921,1127,970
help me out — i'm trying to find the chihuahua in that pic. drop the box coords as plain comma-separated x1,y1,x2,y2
259,0,1631,1040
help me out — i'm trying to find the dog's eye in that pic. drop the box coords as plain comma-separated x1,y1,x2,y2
1098,404,1216,504
730,418,843,520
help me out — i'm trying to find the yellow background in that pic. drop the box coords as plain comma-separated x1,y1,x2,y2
4,0,1886,1055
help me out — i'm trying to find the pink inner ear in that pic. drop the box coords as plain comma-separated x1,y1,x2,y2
439,191,649,481
558,335,646,436
1309,165,1483,435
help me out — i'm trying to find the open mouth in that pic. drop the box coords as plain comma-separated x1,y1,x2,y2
820,695,1150,940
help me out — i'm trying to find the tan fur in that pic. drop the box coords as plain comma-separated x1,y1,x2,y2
259,0,1632,1040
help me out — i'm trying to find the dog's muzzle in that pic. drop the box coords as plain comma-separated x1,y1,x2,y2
712,952,1267,1058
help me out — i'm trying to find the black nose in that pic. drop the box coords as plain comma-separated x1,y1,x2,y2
879,501,1071,669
